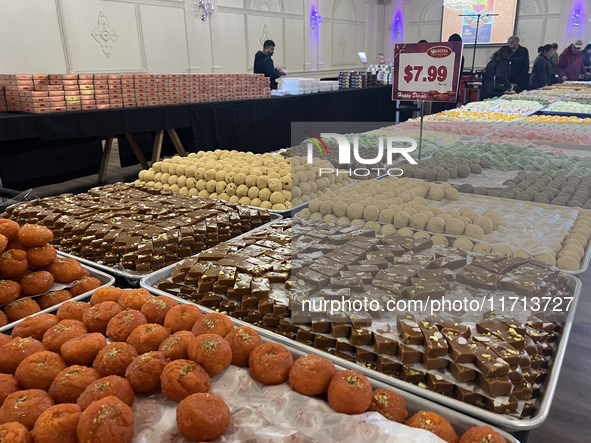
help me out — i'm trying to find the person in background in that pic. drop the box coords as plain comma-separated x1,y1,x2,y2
557,40,587,82
583,44,591,71
254,40,286,90
448,33,465,75
549,43,559,84
507,35,530,92
481,46,514,100
418,39,428,43
430,34,464,114
530,44,553,90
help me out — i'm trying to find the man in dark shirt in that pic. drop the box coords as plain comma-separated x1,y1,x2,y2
253,40,285,90
507,35,529,92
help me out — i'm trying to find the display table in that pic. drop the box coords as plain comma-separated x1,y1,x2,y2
0,86,408,189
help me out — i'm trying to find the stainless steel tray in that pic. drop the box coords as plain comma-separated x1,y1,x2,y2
0,292,519,443
300,178,591,275
463,194,591,276
136,287,519,442
55,213,283,284
0,264,114,333
141,260,581,433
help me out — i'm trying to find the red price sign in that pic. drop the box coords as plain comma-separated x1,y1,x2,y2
392,42,463,102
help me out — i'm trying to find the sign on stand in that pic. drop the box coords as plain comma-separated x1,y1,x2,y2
392,42,463,102
392,42,463,160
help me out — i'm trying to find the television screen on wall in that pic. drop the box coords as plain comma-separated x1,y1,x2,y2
441,0,519,44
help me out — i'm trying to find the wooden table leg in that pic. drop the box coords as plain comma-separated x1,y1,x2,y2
167,128,187,157
125,133,150,170
152,130,164,164
98,135,114,182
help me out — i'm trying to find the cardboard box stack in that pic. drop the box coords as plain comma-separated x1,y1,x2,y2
92,74,108,109
79,74,96,111
106,74,122,109
189,74,202,103
121,74,136,108
134,73,158,107
0,72,273,113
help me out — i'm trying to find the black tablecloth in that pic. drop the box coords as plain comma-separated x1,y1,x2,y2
0,86,406,189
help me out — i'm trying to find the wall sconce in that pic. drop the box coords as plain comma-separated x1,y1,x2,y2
195,0,215,22
395,16,401,38
572,9,582,27
311,8,323,30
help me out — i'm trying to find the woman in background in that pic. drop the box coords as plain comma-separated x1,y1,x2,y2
549,43,559,84
583,44,591,71
530,44,553,89
481,46,514,99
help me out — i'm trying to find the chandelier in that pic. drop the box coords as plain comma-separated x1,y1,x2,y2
443,0,475,11
311,8,323,29
194,0,215,22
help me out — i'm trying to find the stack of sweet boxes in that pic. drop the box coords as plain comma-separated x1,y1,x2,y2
0,74,59,113
133,74,158,107
155,74,191,105
189,74,203,103
120,74,136,108
0,86,6,112
94,75,110,109
76,75,96,110
251,74,272,99
107,74,123,109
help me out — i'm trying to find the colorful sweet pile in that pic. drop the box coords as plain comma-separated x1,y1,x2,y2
387,120,503,138
432,141,591,176
500,94,555,105
565,94,591,104
426,110,523,122
460,99,544,115
539,87,579,96
369,128,462,147
546,101,591,114
498,116,591,145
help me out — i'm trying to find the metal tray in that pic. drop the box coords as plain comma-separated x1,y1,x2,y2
463,194,591,276
136,288,520,442
308,178,591,276
55,213,283,285
539,109,591,119
0,264,114,334
141,257,581,433
0,294,519,443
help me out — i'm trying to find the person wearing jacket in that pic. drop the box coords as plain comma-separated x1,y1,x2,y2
583,44,591,71
530,44,553,90
481,46,514,100
557,40,587,82
507,36,529,92
253,40,286,90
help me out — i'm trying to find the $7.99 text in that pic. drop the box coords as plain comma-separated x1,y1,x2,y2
404,65,447,83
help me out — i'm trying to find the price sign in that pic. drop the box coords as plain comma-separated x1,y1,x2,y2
392,42,463,102
378,53,385,64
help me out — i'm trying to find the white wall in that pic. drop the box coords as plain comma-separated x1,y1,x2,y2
0,0,385,77
392,0,591,72
2,0,586,76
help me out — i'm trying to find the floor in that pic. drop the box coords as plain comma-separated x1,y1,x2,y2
527,270,591,443
21,142,591,443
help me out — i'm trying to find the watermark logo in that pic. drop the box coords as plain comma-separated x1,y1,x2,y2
304,133,418,178
303,131,328,155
